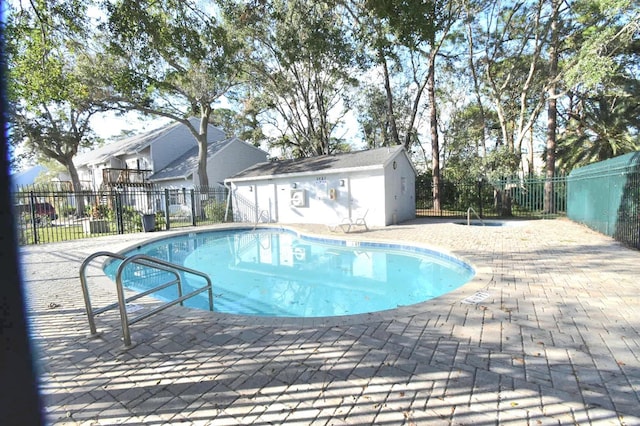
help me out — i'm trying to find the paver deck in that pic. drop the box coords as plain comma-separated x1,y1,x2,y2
20,218,640,425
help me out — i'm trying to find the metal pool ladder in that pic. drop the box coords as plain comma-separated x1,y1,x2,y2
467,207,485,226
253,209,271,229
79,251,213,347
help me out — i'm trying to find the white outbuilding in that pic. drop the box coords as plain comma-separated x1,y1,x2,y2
225,145,416,228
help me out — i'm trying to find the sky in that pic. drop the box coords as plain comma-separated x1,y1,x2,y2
89,111,171,142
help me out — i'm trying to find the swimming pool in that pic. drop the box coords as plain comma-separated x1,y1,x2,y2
455,220,505,226
104,228,475,318
454,220,528,227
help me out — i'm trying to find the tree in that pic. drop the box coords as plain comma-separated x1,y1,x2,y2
362,0,463,213
340,0,403,147
472,0,564,159
356,84,417,150
544,0,561,213
357,86,391,148
463,0,570,215
226,0,358,158
6,0,106,215
556,81,640,171
442,103,501,177
99,0,243,188
209,106,267,148
462,0,491,157
565,0,640,92
555,0,640,171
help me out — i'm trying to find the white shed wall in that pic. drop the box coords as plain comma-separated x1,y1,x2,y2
383,153,416,225
346,172,386,226
229,148,416,227
271,172,371,225
232,170,390,227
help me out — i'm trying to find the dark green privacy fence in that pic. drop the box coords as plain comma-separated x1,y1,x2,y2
568,152,640,249
13,186,228,245
415,174,567,219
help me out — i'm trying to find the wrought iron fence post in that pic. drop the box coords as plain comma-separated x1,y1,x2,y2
190,189,196,226
477,179,484,218
115,192,124,234
164,189,170,231
29,191,38,244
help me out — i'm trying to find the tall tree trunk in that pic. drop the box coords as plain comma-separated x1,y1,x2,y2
197,109,211,189
465,8,487,157
427,52,441,213
544,1,559,214
528,125,535,176
379,48,401,146
196,110,212,220
62,157,85,216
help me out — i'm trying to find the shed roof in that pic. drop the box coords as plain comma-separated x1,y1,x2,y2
227,145,411,182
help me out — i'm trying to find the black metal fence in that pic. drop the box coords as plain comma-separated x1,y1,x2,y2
13,185,229,245
415,174,568,219
13,174,570,245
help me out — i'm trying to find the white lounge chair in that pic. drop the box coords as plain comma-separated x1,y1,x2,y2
329,209,369,233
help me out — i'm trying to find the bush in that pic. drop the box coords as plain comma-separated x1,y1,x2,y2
120,206,142,232
155,211,166,231
202,200,226,222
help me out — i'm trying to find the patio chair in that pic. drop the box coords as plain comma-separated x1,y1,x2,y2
329,209,369,233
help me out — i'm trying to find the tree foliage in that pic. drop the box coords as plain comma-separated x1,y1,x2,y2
226,0,359,158
7,0,640,205
98,0,244,187
356,84,417,150
361,0,462,212
555,0,640,171
209,107,267,147
6,0,106,214
557,80,640,170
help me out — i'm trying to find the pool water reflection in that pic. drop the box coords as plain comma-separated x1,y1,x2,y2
105,228,474,318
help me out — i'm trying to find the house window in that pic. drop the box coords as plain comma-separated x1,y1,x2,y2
169,189,187,205
401,177,407,194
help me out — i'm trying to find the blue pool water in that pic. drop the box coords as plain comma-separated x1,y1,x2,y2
456,221,505,226
104,228,475,318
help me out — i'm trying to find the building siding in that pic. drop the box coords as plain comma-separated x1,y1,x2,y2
201,141,269,187
151,124,225,173
228,147,416,227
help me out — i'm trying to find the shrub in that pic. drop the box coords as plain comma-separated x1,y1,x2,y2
120,206,142,232
155,211,166,231
202,200,226,222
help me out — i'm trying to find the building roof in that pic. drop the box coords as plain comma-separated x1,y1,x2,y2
227,145,410,182
148,137,243,182
74,118,224,166
11,165,46,188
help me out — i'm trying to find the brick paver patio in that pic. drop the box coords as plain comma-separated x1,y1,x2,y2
20,218,640,425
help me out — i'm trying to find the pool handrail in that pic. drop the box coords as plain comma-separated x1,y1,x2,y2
467,207,485,226
253,209,271,230
79,251,213,347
